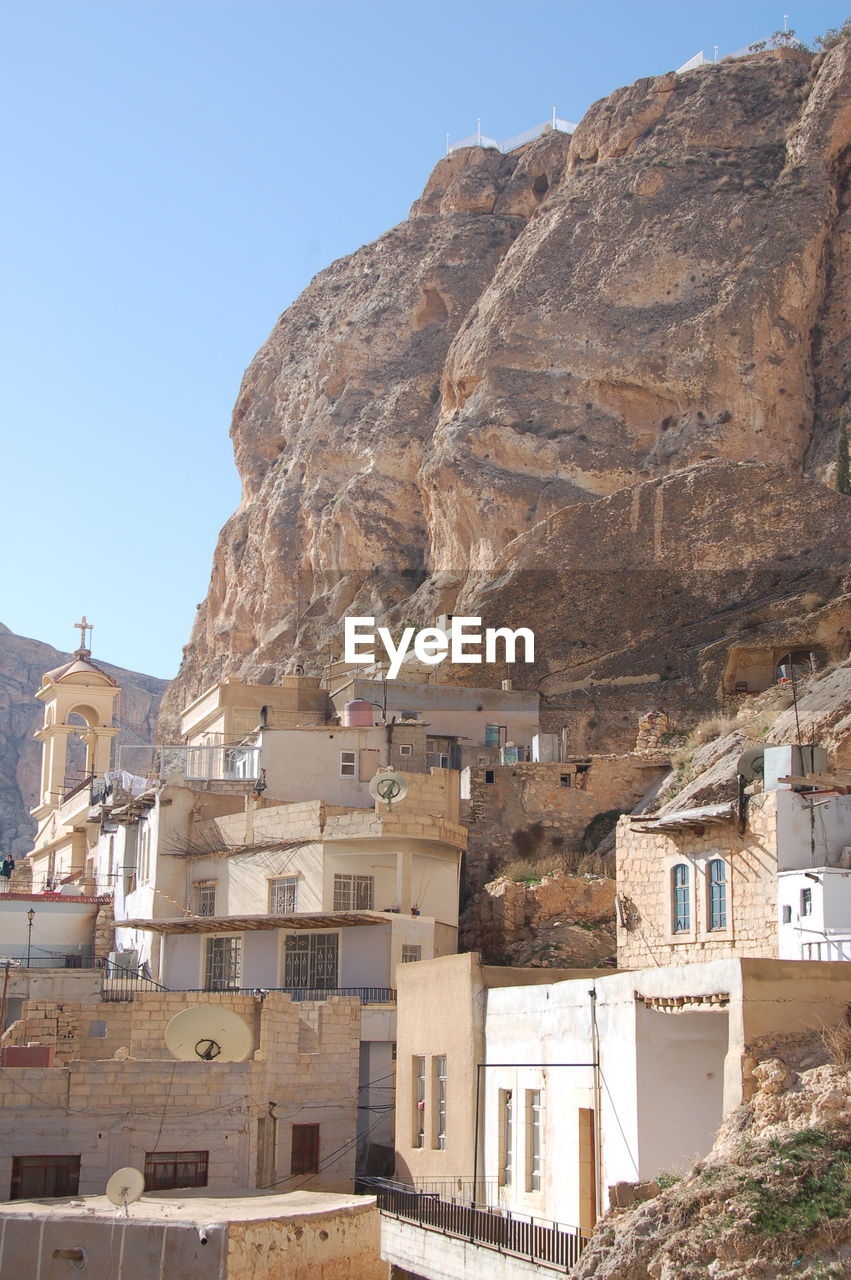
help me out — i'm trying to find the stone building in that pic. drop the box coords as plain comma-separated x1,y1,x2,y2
0,989,361,1201
616,747,851,969
461,754,669,887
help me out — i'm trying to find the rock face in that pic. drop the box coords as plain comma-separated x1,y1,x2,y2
0,625,167,858
161,42,851,740
461,871,616,967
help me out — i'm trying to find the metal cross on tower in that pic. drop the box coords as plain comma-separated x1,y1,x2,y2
73,616,93,654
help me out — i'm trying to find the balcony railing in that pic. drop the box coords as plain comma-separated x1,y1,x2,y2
168,986,396,1004
369,1179,590,1272
112,744,261,785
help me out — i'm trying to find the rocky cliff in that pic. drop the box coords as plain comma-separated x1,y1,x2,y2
0,625,167,858
160,41,851,739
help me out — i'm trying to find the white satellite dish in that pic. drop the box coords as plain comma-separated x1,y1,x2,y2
369,769,409,810
106,1167,145,1214
165,1005,253,1063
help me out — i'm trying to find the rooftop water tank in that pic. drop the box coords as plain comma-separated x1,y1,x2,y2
343,700,375,727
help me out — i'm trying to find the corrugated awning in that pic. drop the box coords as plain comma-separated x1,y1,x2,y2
119,910,392,935
629,800,736,834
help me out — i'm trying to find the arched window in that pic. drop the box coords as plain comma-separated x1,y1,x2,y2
708,859,727,930
672,864,690,933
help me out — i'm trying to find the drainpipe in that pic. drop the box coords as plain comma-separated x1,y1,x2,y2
590,986,603,1221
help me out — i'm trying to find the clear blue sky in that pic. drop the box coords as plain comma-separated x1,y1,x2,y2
1,0,844,680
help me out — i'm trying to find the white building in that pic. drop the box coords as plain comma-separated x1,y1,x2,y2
385,952,851,1280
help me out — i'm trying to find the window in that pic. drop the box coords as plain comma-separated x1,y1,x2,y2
290,1124,320,1175
500,1089,513,1186
340,750,356,777
196,883,216,917
782,904,792,924
484,770,495,784
801,887,813,917
413,1056,426,1147
672,864,690,933
144,1150,208,1191
269,877,298,914
284,933,338,989
333,873,374,911
401,944,422,963
527,1090,542,1191
10,1154,80,1200
478,756,489,766
707,859,727,930
204,936,242,991
433,1055,447,1150
399,743,413,757
400,710,420,722
560,774,572,787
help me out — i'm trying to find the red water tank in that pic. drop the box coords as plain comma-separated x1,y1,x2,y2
343,700,375,727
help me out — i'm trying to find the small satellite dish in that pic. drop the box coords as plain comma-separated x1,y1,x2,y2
165,1006,253,1064
106,1167,145,1213
368,769,409,810
737,746,765,781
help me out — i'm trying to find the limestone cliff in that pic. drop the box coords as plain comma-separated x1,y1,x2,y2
161,41,851,739
0,625,167,858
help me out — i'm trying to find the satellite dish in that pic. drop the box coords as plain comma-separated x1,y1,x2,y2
106,1167,145,1212
368,769,409,810
737,746,765,781
165,1006,253,1064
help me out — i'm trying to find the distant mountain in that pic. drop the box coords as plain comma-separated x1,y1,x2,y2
0,625,168,858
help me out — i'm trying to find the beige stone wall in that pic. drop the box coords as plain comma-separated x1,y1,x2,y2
617,792,779,968
464,756,668,886
0,991,362,1199
226,1199,386,1280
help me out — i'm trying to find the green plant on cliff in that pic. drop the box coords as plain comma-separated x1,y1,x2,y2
835,409,850,495
742,1129,851,1237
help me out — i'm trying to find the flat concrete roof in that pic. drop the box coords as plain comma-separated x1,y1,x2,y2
0,1190,376,1225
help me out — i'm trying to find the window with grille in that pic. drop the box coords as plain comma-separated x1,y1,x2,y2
433,1055,447,1150
401,944,421,963
290,1124,320,1174
500,1089,513,1186
672,864,690,933
527,1090,542,1191
10,1154,80,1200
144,1150,208,1191
708,859,727,930
204,936,242,991
340,750,356,777
196,883,216,917
283,933,338,989
413,1056,426,1147
801,887,813,916
269,877,298,914
333,873,374,911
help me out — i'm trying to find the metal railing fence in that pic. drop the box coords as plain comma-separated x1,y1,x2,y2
370,1179,590,1271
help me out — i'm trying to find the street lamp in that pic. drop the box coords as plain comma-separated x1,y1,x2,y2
26,909,34,968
